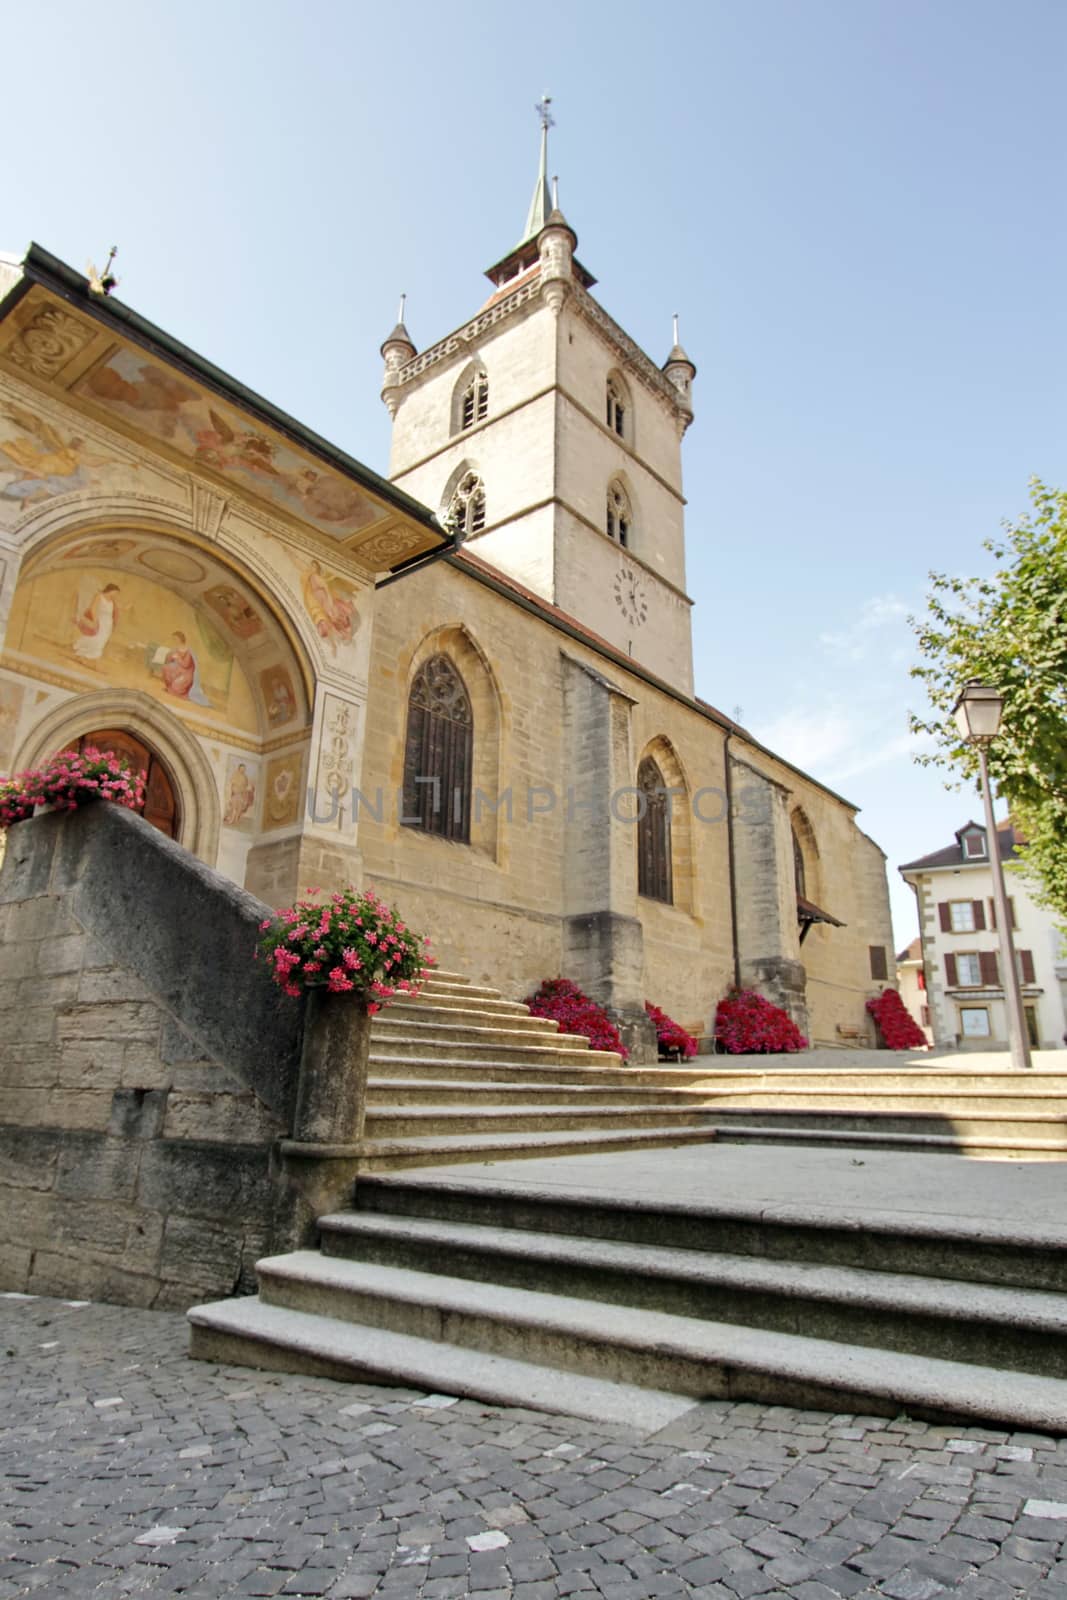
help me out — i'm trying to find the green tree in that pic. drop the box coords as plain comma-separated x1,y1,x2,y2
911,479,1067,925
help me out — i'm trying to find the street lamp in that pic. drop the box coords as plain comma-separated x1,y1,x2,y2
952,679,1032,1070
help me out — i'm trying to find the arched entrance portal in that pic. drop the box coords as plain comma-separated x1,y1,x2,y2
66,729,181,838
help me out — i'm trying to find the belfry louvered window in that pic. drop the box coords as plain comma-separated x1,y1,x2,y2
402,655,473,843
461,373,489,430
606,480,631,547
637,756,672,903
448,472,486,538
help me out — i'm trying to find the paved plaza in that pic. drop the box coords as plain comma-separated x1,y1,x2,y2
4,1291,1067,1599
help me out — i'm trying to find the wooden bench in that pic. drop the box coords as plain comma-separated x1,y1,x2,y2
835,1023,865,1042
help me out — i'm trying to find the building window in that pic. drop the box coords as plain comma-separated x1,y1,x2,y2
637,756,672,903
1017,949,1037,985
963,831,986,858
948,900,976,932
606,377,627,439
869,946,888,981
606,481,631,547
960,1007,991,1038
461,372,489,430
955,952,983,987
793,829,807,899
447,472,486,538
402,655,473,843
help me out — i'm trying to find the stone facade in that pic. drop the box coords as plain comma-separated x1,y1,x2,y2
0,803,303,1308
0,200,894,1063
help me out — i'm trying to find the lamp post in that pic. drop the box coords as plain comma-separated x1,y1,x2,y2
952,680,1032,1070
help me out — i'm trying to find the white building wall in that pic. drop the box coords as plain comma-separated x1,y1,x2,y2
905,850,1066,1051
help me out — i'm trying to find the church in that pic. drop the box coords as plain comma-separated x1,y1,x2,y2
0,131,893,1054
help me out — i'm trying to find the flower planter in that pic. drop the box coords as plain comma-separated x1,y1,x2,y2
291,988,372,1147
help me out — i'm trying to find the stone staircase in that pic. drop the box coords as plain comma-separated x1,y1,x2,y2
188,1164,1067,1432
187,969,1067,1429
355,967,723,1170
663,1064,1067,1160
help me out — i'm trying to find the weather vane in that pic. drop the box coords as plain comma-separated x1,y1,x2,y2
535,93,554,131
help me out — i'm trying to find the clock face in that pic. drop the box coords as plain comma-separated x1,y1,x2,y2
613,565,649,627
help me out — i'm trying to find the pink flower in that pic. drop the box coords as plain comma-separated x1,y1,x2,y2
327,967,355,993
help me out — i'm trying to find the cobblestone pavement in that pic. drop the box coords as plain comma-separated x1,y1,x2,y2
4,1295,1067,1599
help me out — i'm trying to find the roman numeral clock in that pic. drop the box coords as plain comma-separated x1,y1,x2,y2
614,564,649,627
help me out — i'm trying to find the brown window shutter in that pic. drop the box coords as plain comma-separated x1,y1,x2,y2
979,950,1000,986
1020,950,1036,984
1009,898,1017,928
921,1005,931,1026
938,902,951,932
869,945,887,981
988,898,996,929
972,900,985,930
945,953,958,985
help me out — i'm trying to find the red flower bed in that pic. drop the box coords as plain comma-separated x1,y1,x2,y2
645,1001,697,1060
866,988,927,1050
525,978,627,1058
714,988,808,1054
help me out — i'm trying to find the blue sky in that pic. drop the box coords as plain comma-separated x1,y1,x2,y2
5,0,1065,947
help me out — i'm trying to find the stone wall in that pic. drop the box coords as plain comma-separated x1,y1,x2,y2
0,803,305,1309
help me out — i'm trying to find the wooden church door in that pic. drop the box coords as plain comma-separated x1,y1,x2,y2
69,729,181,839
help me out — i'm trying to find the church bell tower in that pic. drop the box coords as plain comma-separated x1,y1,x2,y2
380,104,697,693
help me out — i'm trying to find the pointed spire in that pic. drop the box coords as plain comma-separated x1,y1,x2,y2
520,94,554,245
664,311,695,369
381,291,415,355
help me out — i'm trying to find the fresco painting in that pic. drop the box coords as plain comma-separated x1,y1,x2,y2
260,664,297,727
76,348,383,538
204,583,264,639
222,753,259,831
62,537,137,562
0,678,25,770
5,566,259,734
300,559,360,655
0,401,132,511
263,751,302,830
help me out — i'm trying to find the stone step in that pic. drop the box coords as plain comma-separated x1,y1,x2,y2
373,1006,561,1037
402,991,532,1018
366,1055,697,1086
420,972,505,1001
370,1037,621,1068
317,1211,1067,1377
702,1089,1067,1115
354,1172,1067,1291
705,1105,1067,1138
349,1125,719,1173
372,1017,586,1049
204,1252,1067,1430
363,1103,721,1140
693,1068,1067,1092
186,1298,698,1432
711,1122,1067,1160
364,1077,728,1108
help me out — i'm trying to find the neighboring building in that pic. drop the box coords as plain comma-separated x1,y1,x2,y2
0,131,895,1050
895,935,934,1045
900,819,1066,1051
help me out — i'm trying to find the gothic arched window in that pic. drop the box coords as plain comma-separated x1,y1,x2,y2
402,655,473,843
461,372,489,430
793,828,807,900
606,481,631,548
606,376,627,439
637,756,672,903
447,472,486,539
